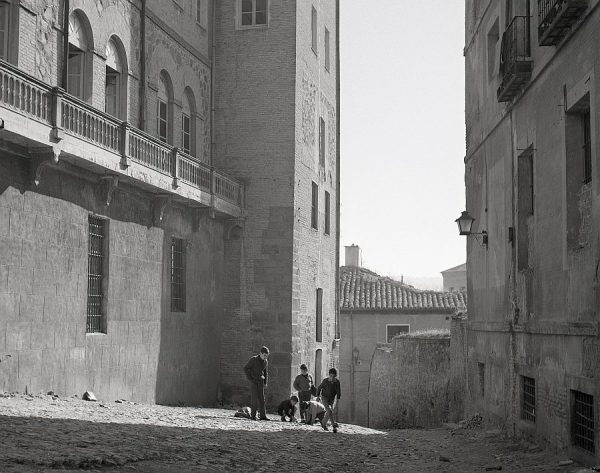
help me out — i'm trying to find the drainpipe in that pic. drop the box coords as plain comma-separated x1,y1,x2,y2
334,0,341,340
209,0,216,215
61,0,70,89
139,0,147,130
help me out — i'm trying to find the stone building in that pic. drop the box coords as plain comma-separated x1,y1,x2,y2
337,248,466,426
441,263,466,292
464,0,600,463
0,0,339,409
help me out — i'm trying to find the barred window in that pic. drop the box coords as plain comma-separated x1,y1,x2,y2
87,216,107,334
171,237,186,312
572,390,595,453
521,376,535,422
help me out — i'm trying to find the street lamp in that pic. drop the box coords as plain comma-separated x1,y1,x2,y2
455,211,488,247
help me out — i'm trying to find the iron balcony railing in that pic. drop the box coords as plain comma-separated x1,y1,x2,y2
538,0,587,46
497,16,533,102
0,59,243,208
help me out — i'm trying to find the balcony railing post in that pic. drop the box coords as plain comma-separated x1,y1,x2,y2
172,147,179,189
51,86,64,142
120,121,130,169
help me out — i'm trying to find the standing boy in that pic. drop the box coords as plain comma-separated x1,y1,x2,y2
243,346,269,421
293,364,314,420
316,367,341,433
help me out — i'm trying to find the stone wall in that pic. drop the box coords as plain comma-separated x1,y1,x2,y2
0,154,225,405
449,314,468,422
369,333,450,429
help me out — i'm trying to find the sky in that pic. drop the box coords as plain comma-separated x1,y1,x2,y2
339,1,466,287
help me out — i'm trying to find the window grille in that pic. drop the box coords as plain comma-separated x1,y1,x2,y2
521,376,535,422
171,237,186,312
324,191,330,235
315,288,323,342
583,110,591,184
87,216,106,333
572,390,595,454
311,182,318,229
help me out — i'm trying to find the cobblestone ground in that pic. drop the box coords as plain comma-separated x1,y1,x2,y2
0,393,594,472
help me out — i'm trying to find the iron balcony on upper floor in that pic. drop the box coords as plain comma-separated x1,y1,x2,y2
538,0,588,46
497,16,533,103
0,59,243,219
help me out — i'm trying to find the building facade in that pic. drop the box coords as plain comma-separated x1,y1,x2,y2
464,0,600,462
441,263,466,292
0,0,339,409
338,260,466,426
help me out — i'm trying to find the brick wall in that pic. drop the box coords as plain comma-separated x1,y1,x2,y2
0,154,225,405
369,334,451,428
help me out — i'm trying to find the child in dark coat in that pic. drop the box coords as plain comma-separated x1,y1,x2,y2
316,368,341,432
277,395,299,422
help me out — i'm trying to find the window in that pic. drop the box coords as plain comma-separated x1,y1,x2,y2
87,216,107,334
196,0,202,24
319,117,326,168
68,12,92,101
487,18,499,81
583,110,591,184
316,288,323,342
0,3,9,61
182,88,197,155
311,182,318,229
324,191,330,235
311,6,318,54
171,237,186,312
105,37,126,119
517,147,533,270
572,390,595,453
324,27,330,71
386,324,409,343
521,376,535,422
158,71,173,143
240,0,267,27
478,362,485,397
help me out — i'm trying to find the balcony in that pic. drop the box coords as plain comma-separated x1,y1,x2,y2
538,0,587,46
0,60,243,218
497,16,533,103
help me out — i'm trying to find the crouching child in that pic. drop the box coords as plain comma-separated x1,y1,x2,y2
301,400,326,428
277,395,299,422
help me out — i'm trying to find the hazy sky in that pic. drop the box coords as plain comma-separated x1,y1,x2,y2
340,1,466,281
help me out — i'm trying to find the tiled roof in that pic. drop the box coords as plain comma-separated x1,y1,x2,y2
340,266,467,312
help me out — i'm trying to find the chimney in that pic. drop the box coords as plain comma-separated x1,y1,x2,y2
345,244,362,267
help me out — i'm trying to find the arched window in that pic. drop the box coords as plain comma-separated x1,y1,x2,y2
181,88,197,155
68,11,93,101
105,37,127,119
0,2,10,61
157,71,173,143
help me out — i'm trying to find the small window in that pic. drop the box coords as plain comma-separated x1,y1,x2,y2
583,110,591,184
0,4,10,61
316,288,323,342
572,390,595,453
386,324,409,343
478,362,485,397
319,117,326,168
171,237,186,312
311,6,317,54
240,0,267,27
311,182,318,229
521,376,535,422
87,216,108,334
324,27,330,71
324,191,330,235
